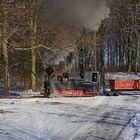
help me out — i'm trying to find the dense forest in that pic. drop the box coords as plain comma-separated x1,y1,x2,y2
0,0,140,93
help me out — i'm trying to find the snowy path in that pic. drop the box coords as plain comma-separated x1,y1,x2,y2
0,95,140,140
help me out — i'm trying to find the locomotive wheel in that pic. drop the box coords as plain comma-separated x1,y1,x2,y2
105,91,112,96
113,91,120,96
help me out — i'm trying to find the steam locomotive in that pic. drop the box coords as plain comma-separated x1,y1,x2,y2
44,67,100,97
53,72,100,97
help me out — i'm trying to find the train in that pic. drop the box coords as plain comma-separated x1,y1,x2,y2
43,70,140,97
110,79,140,91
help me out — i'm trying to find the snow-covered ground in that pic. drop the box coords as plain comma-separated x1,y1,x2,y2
0,95,140,140
105,72,140,80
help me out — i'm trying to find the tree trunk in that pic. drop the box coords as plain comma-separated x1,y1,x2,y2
128,47,132,73
3,40,10,95
29,8,37,91
100,44,105,92
31,49,36,91
94,32,97,71
2,10,10,96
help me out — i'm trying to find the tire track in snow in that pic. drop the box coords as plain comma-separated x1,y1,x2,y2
117,96,140,140
130,112,140,140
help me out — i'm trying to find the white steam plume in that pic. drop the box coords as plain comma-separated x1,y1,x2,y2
46,0,110,31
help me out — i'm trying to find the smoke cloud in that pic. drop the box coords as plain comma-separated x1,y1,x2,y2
41,0,110,64
46,0,110,31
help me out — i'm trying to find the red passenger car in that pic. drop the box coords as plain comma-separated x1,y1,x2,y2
110,79,140,91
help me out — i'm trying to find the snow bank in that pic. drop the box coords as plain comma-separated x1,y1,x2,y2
105,72,140,80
